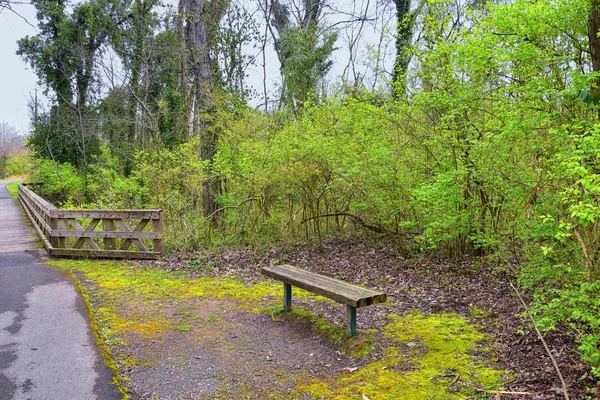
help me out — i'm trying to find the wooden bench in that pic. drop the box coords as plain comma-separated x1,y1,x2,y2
261,264,387,337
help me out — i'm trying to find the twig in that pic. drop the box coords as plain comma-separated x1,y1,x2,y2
471,387,536,396
205,197,260,220
510,283,570,400
449,373,460,386
573,227,595,282
460,377,536,396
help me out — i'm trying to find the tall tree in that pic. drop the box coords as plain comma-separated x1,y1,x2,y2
17,0,121,170
180,0,228,220
109,0,161,175
589,0,600,94
269,0,337,110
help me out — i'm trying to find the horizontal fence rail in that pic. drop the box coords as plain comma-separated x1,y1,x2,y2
18,184,165,260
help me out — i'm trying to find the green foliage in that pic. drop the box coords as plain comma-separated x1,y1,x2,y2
3,150,32,178
27,106,101,169
134,139,206,248
279,25,337,109
31,158,86,205
520,123,600,379
29,144,148,208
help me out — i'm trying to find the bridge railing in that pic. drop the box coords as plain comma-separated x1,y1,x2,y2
18,184,165,259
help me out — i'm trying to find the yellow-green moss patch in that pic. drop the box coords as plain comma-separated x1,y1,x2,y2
47,259,336,344
342,329,380,359
468,307,489,318
295,312,506,399
258,305,347,343
47,259,331,304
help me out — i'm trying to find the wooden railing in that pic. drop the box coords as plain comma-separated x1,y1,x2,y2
18,184,165,259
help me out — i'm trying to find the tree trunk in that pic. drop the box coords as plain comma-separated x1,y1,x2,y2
589,0,600,90
392,0,414,98
181,0,226,222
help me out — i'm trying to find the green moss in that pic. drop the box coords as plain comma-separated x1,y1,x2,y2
48,259,281,303
258,305,347,343
468,307,489,318
47,259,334,343
342,329,380,359
295,312,506,399
176,325,192,332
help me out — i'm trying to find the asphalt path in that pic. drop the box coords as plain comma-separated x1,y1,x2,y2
0,180,121,399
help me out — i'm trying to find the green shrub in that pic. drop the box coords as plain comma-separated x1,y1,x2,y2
30,158,86,206
520,124,600,379
4,150,32,178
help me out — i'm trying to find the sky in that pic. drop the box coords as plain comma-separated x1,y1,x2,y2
0,0,395,134
0,2,38,135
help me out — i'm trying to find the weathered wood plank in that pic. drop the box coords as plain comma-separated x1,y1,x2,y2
20,195,53,237
152,213,166,255
15,194,49,250
53,229,160,240
53,210,161,220
1,183,39,253
70,218,101,250
264,265,386,304
116,219,149,252
49,248,161,260
261,264,387,308
103,219,115,250
19,185,56,213
50,218,68,248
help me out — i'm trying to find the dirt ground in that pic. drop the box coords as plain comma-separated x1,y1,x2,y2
74,236,597,399
125,301,358,399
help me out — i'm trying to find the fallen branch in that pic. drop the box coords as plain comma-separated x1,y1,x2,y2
206,197,260,220
510,283,570,400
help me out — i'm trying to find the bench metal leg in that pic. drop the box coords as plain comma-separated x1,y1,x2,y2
347,305,357,337
283,283,292,312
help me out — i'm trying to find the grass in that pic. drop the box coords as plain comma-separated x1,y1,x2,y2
6,182,19,199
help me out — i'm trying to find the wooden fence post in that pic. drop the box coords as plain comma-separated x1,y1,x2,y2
153,211,166,255
103,219,115,250
50,216,67,248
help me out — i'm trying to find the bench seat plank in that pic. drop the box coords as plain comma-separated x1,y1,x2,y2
262,264,386,308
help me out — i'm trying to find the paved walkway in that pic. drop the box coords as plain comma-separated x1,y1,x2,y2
0,180,121,399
